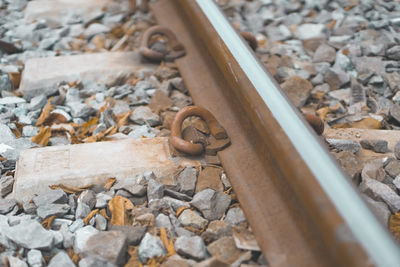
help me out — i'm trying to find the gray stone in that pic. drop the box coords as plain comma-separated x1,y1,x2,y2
313,43,336,63
0,124,16,142
22,125,39,137
191,189,231,221
386,45,400,60
360,140,388,153
68,102,96,118
95,193,112,209
389,104,400,124
138,233,166,263
95,214,107,231
127,125,159,138
74,226,99,253
163,196,190,212
59,223,74,248
161,254,189,267
147,178,165,202
0,97,26,105
83,231,127,265
360,178,400,212
326,138,360,153
75,202,91,220
195,257,229,267
177,167,197,197
294,24,325,40
28,94,47,111
393,176,400,190
37,204,70,219
155,214,174,235
27,249,43,267
33,189,68,207
0,199,17,214
84,23,110,39
130,106,160,126
78,190,96,209
48,251,75,267
363,195,391,226
6,220,54,250
164,189,192,202
51,230,64,248
324,68,350,90
108,225,146,246
224,207,247,226
69,219,85,233
79,256,117,267
207,237,243,264
385,160,400,178
7,256,28,267
174,236,207,261
361,159,386,182
178,209,208,230
124,184,146,197
0,72,12,92
0,175,14,197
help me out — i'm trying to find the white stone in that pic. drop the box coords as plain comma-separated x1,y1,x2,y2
74,226,99,254
13,137,200,200
294,24,325,40
20,52,155,100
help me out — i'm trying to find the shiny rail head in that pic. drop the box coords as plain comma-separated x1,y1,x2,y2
194,0,400,266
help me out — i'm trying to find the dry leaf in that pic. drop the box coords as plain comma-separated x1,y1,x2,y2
36,98,54,126
390,213,400,240
175,206,189,217
78,117,98,138
159,227,176,256
45,112,68,125
109,196,134,226
104,177,116,189
9,72,21,89
41,215,56,229
99,208,110,220
117,111,133,128
332,118,381,129
67,248,81,265
32,127,52,146
84,209,99,225
124,246,143,267
49,183,93,194
147,258,164,267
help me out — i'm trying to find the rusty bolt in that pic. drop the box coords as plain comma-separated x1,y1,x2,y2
140,25,186,62
170,106,228,155
240,32,258,51
304,113,324,135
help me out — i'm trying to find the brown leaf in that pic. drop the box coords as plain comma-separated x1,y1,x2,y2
104,177,116,189
332,118,381,130
41,215,56,229
390,213,400,240
117,111,133,128
109,196,134,226
9,72,21,89
36,98,54,127
45,112,68,125
32,127,52,146
159,227,176,256
99,208,110,220
77,117,98,138
84,209,99,225
49,183,93,194
175,206,189,217
67,248,81,265
124,246,143,267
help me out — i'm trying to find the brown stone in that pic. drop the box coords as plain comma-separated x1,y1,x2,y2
207,237,245,264
196,167,224,193
205,136,231,156
280,76,313,108
149,90,173,114
334,151,363,184
162,111,177,130
182,126,208,147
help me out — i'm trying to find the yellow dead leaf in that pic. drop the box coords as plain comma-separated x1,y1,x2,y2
109,196,134,226
124,246,143,267
99,209,110,220
9,72,21,89
104,177,116,189
41,215,56,229
67,248,80,265
83,209,99,225
332,118,381,130
147,258,164,267
32,127,52,146
36,98,54,126
159,227,176,256
49,183,93,194
78,117,98,138
117,111,133,128
390,213,400,240
175,206,189,217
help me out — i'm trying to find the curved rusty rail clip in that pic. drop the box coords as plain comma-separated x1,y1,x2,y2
140,25,186,62
170,106,228,156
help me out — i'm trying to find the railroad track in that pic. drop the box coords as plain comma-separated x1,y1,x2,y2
1,0,400,266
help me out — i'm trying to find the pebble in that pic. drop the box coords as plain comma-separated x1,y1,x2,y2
83,231,127,265
27,249,43,267
36,203,70,219
191,189,231,221
326,139,361,153
360,178,400,212
178,209,208,230
74,225,99,253
108,225,146,246
0,175,14,197
359,139,388,153
147,178,165,202
6,220,54,250
0,198,17,214
196,167,224,193
225,207,247,226
138,233,167,263
130,106,161,126
207,237,243,264
177,167,197,197
384,160,400,178
33,188,68,206
47,251,75,267
7,256,28,267
313,43,336,63
294,24,325,40
363,195,391,226
280,76,313,108
79,256,117,267
394,142,400,160
84,23,110,39
174,236,208,261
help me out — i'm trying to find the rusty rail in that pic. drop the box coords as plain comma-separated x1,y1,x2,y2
151,0,400,266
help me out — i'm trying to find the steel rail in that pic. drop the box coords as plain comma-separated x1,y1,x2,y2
151,0,400,266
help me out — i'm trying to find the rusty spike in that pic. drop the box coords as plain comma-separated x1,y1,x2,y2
140,25,186,62
304,113,324,135
240,32,258,51
170,106,227,155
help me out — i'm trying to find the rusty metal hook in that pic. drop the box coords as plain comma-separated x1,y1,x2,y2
170,106,228,155
140,25,186,62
